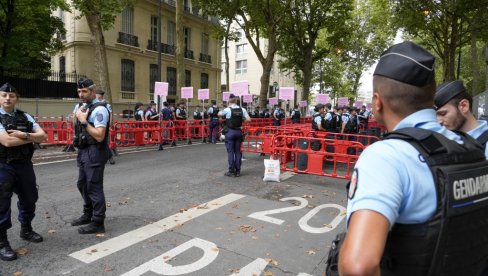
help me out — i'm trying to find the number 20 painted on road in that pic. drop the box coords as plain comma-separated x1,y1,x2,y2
248,197,346,233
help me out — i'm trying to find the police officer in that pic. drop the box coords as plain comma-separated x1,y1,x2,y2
358,105,370,130
435,80,488,158
0,83,47,261
134,103,144,121
71,78,110,234
161,101,173,121
311,104,326,131
291,105,301,124
218,94,251,177
272,105,282,126
207,100,220,144
145,102,159,121
175,102,187,120
338,42,488,276
343,107,359,134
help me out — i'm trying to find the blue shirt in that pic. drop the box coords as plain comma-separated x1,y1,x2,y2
0,108,40,132
467,120,488,159
161,107,173,120
346,109,463,228
219,104,249,120
324,112,332,121
313,112,323,126
342,112,350,124
87,99,109,128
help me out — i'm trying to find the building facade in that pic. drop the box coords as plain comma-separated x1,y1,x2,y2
52,0,221,108
220,24,302,108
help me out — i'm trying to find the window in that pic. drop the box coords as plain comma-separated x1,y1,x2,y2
167,67,176,95
58,9,66,41
236,44,247,59
59,56,66,82
121,59,135,91
201,33,209,54
184,27,191,50
201,73,208,89
185,70,191,87
122,7,134,34
168,21,176,46
236,30,243,42
236,60,247,74
150,16,159,44
149,64,159,95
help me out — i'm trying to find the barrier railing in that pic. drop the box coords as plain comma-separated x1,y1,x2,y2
242,125,309,155
271,134,366,180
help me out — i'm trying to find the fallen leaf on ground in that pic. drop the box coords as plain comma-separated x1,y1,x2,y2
163,255,171,260
47,229,56,234
264,272,274,276
211,247,219,252
215,227,223,230
323,224,333,228
96,233,105,237
302,194,314,199
239,225,256,233
13,272,22,276
104,266,113,272
91,249,98,253
15,247,28,256
308,249,316,255
251,236,258,240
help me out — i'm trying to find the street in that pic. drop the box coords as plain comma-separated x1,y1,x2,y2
2,142,348,276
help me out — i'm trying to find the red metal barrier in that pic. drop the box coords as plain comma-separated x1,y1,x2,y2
39,121,73,145
271,134,366,180
242,126,307,155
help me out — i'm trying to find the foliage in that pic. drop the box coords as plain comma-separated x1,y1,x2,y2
70,0,133,30
0,0,67,74
277,0,353,101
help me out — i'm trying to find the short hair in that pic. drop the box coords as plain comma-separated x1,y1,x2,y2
373,75,435,117
163,101,169,107
448,90,473,113
211,100,216,105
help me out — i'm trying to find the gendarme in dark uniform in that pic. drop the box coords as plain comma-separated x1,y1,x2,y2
0,83,47,261
218,94,251,177
72,78,110,234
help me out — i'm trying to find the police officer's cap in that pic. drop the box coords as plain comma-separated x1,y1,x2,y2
77,77,95,89
0,82,18,94
95,88,105,95
434,80,466,109
373,41,435,87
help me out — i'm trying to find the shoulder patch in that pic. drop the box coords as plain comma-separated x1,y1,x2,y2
348,169,358,199
96,113,104,122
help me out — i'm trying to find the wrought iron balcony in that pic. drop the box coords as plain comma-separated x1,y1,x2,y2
199,53,212,64
118,32,139,47
162,43,176,55
184,49,194,59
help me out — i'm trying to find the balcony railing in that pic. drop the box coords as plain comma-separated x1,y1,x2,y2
184,6,190,12
184,49,194,59
118,32,139,47
162,43,176,55
199,53,212,64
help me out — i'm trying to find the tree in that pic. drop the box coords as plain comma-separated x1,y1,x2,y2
0,0,66,75
340,0,395,97
277,0,353,102
390,0,488,82
71,0,134,103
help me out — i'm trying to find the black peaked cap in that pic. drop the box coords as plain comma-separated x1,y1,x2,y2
77,77,94,89
0,82,17,93
434,80,466,109
374,41,435,87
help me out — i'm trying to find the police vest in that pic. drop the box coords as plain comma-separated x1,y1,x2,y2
193,111,202,120
476,130,488,151
312,113,326,131
0,110,34,163
344,115,359,133
177,108,187,120
226,107,243,129
292,109,301,121
161,108,172,120
134,109,143,121
336,113,343,130
210,107,219,120
324,111,337,131
381,128,488,276
147,110,159,121
74,102,110,149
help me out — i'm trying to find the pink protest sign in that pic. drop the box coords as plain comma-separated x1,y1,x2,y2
155,82,168,96
198,89,209,100
316,94,330,104
269,97,278,105
354,101,363,108
299,100,308,107
181,87,193,99
243,94,253,103
337,97,349,107
222,91,231,102
279,87,294,101
230,80,249,96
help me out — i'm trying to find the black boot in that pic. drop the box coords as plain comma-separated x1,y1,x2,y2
20,224,43,243
0,231,17,261
71,212,92,226
78,221,105,234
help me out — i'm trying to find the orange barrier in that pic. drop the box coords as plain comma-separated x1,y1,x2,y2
271,134,366,180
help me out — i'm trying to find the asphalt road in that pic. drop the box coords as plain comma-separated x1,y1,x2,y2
2,142,349,276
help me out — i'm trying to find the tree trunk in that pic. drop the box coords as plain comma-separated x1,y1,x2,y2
176,0,185,102
299,41,315,102
85,14,112,103
259,54,274,108
1,0,15,72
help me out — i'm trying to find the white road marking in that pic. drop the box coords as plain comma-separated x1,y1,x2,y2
69,193,246,264
230,258,268,276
